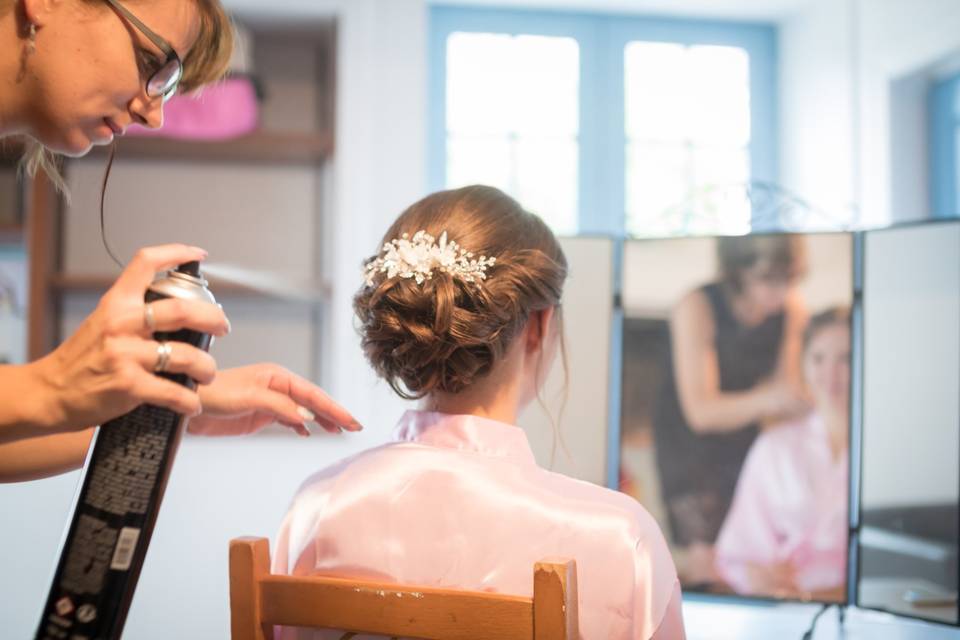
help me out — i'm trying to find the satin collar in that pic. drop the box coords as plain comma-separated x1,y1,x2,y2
392,410,537,466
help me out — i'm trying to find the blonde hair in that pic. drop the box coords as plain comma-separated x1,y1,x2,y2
354,185,569,400
15,0,234,189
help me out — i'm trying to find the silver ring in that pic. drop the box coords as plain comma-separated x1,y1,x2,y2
154,342,173,373
144,303,157,333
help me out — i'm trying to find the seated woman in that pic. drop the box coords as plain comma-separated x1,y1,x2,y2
713,307,851,601
272,185,685,639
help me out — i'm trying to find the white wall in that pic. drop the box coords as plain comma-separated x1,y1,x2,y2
777,0,857,224
778,0,960,227
856,0,960,225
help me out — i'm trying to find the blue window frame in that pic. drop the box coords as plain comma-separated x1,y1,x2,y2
930,73,960,218
429,6,778,236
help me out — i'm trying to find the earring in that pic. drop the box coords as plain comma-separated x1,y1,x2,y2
27,23,37,53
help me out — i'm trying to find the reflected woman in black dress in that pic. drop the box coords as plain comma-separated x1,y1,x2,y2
654,235,810,586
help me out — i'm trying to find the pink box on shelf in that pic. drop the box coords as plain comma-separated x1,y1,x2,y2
126,76,260,141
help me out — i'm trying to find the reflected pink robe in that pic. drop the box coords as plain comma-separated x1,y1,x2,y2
273,411,685,639
714,412,848,594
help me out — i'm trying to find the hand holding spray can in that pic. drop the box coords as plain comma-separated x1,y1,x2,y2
36,261,217,640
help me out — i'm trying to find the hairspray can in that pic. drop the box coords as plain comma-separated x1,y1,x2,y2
35,261,216,640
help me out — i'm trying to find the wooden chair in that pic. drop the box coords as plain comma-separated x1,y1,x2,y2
229,537,579,640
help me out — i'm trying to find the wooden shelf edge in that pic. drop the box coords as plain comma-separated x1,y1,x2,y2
86,131,332,164
50,273,331,302
3,131,333,165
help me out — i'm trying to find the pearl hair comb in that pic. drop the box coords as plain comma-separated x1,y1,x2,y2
364,230,496,286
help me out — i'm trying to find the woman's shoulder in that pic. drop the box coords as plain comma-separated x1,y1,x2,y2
748,412,820,466
672,285,718,335
536,468,670,545
289,442,403,498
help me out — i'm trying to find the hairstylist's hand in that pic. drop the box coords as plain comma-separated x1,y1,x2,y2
759,378,811,422
188,364,362,436
25,244,230,435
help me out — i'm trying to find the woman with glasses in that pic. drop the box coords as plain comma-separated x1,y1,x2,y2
0,0,361,482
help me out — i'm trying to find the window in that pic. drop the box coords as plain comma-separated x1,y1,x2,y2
625,42,752,236
930,72,960,218
446,33,580,234
430,8,777,237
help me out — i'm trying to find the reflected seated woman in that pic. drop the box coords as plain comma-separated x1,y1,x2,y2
271,186,685,639
714,308,851,601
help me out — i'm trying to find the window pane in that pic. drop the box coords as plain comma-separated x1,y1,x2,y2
447,33,515,135
688,45,751,146
625,141,688,236
626,144,751,236
447,135,512,192
625,41,753,236
956,127,960,214
625,41,689,141
445,32,580,234
516,137,579,235
447,32,579,137
691,146,751,234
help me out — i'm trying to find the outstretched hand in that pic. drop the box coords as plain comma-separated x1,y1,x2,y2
188,364,361,437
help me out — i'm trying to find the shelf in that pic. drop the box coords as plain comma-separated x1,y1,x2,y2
50,273,331,302
87,131,332,164
0,131,332,165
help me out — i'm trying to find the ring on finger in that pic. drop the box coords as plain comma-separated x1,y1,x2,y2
155,341,173,373
144,303,157,333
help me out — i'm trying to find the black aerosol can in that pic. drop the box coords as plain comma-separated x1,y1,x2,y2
36,261,217,640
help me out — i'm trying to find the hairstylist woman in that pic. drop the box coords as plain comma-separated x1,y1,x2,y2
0,0,360,482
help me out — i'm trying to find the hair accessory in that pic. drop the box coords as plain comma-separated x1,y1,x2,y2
364,230,496,287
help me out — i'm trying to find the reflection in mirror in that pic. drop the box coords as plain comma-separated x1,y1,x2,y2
859,221,960,625
619,233,853,602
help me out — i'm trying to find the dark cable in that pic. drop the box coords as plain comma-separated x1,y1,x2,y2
801,604,831,640
99,141,125,268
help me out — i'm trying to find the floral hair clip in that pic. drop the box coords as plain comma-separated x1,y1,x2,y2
364,230,497,287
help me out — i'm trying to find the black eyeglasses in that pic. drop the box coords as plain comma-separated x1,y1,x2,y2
104,0,183,102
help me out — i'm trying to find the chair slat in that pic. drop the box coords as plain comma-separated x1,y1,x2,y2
229,537,273,640
533,559,579,640
260,575,534,640
230,537,579,640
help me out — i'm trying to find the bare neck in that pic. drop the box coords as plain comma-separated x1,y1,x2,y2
420,354,525,426
822,407,849,461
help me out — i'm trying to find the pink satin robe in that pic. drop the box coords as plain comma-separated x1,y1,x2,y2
273,410,685,639
714,412,848,595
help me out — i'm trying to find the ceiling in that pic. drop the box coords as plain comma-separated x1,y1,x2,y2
225,0,814,25
433,0,811,22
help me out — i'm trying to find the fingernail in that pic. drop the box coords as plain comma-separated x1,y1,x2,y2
296,406,315,422
191,246,208,258
349,421,363,431
225,317,232,335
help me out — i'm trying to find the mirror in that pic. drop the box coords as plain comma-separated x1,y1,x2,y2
858,220,960,625
619,232,853,601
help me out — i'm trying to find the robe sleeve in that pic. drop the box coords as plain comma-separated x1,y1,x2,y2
713,436,781,594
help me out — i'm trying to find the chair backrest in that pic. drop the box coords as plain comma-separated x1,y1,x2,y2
229,537,578,640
